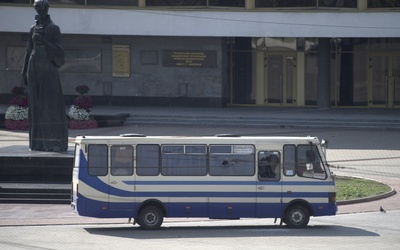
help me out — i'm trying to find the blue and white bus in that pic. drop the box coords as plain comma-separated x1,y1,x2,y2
71,134,336,229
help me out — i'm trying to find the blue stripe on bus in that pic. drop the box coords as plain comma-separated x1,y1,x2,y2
80,173,331,199
77,194,336,219
78,150,136,197
82,178,331,198
82,176,330,198
126,180,334,186
80,175,333,198
131,191,328,198
130,181,258,185
85,176,136,197
282,181,334,186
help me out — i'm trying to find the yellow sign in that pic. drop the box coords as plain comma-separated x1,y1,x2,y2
112,45,130,77
163,50,217,68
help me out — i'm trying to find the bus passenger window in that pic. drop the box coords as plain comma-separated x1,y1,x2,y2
297,145,326,179
258,151,280,181
209,145,255,176
283,145,296,176
137,144,160,176
161,145,207,176
88,144,108,176
111,145,133,176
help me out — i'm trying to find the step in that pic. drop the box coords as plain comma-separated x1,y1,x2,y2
0,192,70,200
125,115,400,129
0,187,70,194
0,198,70,204
0,184,71,204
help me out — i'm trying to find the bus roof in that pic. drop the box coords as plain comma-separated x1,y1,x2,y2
74,135,321,145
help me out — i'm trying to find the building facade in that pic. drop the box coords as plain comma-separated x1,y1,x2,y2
0,0,399,108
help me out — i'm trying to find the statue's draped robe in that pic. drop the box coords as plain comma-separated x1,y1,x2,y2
22,15,68,152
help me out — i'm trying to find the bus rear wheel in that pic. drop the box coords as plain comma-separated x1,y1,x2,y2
285,205,310,228
137,206,164,230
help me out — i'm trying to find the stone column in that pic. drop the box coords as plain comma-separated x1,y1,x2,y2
317,38,331,110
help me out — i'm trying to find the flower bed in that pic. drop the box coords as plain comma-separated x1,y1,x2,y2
72,95,93,111
5,86,29,131
68,105,90,121
68,85,98,129
5,105,28,121
69,118,98,129
5,118,29,131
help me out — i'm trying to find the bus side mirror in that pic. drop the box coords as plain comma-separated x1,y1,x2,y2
321,139,329,157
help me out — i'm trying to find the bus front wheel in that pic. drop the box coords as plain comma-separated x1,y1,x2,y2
137,206,164,230
284,205,310,228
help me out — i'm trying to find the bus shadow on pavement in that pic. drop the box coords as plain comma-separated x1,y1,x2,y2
84,225,379,239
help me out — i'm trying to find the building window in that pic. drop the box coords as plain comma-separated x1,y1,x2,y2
256,0,317,8
256,0,357,8
252,38,297,51
51,0,85,5
319,0,357,8
146,0,206,6
209,0,245,7
368,0,400,8
87,0,138,6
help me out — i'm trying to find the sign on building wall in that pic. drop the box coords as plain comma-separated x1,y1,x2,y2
112,44,130,77
6,47,25,71
61,48,102,73
163,50,217,68
6,47,102,73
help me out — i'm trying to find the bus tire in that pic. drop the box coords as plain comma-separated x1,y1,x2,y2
284,205,310,228
137,206,164,230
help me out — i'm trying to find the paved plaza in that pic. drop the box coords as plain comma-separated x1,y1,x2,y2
1,106,399,226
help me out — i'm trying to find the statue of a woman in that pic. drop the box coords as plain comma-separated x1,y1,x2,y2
21,0,68,152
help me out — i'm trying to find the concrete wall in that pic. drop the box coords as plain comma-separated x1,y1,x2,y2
0,34,225,107
0,33,27,96
1,6,400,38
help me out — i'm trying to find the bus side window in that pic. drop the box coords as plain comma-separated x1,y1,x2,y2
161,145,207,176
258,151,280,181
297,145,326,179
88,144,108,176
283,145,296,176
137,144,160,176
209,145,255,176
111,145,133,176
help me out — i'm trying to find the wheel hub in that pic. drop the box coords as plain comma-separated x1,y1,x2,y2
291,211,303,223
145,213,157,224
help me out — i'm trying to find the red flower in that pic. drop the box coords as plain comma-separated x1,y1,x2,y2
10,96,28,107
5,119,29,130
9,86,28,107
69,118,98,129
72,95,93,111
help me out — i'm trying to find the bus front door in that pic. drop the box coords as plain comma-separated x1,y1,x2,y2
256,151,282,218
108,145,136,215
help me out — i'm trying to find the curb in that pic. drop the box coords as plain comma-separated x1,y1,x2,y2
337,188,397,206
336,176,398,206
